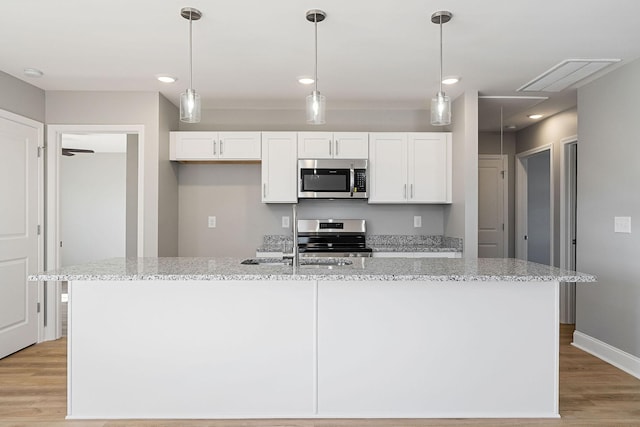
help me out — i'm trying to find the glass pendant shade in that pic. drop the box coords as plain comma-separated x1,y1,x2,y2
180,88,201,123
306,90,326,124
430,91,451,126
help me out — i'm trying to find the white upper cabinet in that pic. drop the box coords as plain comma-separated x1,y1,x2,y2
369,132,452,204
170,131,261,161
298,132,368,159
261,132,298,203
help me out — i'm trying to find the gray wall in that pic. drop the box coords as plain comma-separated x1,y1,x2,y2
0,71,45,123
479,131,516,257
527,151,551,264
516,107,577,267
46,91,163,256
60,152,126,266
178,165,446,258
126,134,138,257
444,91,479,257
576,58,640,357
157,94,179,256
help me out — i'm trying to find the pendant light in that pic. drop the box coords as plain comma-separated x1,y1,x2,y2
430,11,452,126
179,7,202,123
305,9,326,125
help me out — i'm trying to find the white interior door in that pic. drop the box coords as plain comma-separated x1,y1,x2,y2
478,155,507,257
0,113,41,359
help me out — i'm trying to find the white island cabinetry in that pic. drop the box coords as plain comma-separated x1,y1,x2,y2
170,131,261,160
369,132,451,204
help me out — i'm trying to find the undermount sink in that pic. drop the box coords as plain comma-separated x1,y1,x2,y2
240,258,353,267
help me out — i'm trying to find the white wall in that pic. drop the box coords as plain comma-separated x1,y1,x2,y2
60,152,126,266
157,95,179,256
576,58,640,358
444,91,479,257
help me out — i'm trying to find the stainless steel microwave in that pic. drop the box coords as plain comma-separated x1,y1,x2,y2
298,159,367,199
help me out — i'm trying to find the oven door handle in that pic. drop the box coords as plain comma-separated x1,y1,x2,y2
349,164,355,197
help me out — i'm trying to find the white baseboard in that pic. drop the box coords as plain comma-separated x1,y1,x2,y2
573,330,640,380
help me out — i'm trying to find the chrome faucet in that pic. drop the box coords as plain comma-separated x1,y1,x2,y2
283,204,300,268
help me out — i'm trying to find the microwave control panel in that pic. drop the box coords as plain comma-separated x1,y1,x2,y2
354,169,367,193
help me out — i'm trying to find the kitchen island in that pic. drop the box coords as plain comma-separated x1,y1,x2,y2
32,257,596,420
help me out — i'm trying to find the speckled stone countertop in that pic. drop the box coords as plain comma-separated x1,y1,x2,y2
257,234,463,253
30,257,596,283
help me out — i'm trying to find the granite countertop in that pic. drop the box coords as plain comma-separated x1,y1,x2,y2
30,257,596,283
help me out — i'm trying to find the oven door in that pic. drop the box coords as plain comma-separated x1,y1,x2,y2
298,159,367,199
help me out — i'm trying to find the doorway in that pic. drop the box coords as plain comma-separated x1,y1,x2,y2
516,145,553,265
560,137,578,323
478,155,509,257
45,125,144,341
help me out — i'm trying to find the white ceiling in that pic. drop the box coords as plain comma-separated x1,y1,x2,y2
2,0,640,131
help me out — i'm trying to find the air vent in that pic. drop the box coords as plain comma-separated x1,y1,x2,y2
517,59,621,92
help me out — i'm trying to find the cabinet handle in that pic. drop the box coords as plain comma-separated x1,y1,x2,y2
335,140,339,156
213,141,217,155
220,141,224,155
263,183,267,198
403,184,407,199
411,184,414,198
329,140,332,156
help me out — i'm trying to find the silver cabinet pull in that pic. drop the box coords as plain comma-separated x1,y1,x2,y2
329,140,332,156
220,141,224,155
411,184,414,198
403,184,407,199
263,183,267,198
213,140,217,155
335,140,339,156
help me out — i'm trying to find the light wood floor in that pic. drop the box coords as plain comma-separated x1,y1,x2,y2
1,325,639,427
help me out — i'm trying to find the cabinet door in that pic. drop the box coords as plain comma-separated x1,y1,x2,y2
408,133,452,203
333,132,369,159
170,132,217,160
219,132,261,160
297,132,333,159
368,133,407,203
262,132,298,203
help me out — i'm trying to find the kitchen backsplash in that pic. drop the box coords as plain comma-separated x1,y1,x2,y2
258,234,463,251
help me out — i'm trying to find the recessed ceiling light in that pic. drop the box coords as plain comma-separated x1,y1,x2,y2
504,125,517,130
156,75,177,83
23,68,43,78
528,114,543,119
442,76,460,85
298,76,314,85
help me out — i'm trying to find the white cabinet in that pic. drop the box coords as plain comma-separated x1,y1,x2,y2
170,131,261,160
368,132,451,204
261,132,298,203
298,132,368,159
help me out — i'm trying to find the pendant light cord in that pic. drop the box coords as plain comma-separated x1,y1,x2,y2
314,16,318,93
189,12,193,90
439,17,443,94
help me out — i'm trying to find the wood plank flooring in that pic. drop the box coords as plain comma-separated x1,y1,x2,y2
1,324,639,426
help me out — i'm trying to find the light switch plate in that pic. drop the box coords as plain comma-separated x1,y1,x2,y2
282,216,290,228
614,216,631,233
414,215,422,228
208,216,216,228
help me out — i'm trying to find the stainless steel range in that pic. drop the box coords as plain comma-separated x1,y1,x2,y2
297,219,372,257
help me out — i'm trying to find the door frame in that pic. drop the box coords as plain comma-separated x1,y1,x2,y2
478,154,509,257
559,135,578,323
0,109,45,342
45,124,145,340
515,144,554,264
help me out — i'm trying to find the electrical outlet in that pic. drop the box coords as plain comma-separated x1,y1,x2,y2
614,216,631,233
282,216,290,228
208,216,216,228
414,215,422,228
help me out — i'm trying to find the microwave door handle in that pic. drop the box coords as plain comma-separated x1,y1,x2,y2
350,166,355,197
